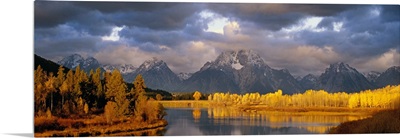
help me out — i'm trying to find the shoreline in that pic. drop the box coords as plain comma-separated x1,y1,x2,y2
160,100,388,116
34,117,168,137
237,106,386,116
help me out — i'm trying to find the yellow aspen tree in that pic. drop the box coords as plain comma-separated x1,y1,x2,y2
45,73,56,111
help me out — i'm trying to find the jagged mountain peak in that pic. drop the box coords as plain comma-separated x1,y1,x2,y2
177,72,193,81
318,62,374,93
326,62,358,73
58,54,85,69
387,66,400,72
201,49,267,71
303,74,317,82
58,54,104,73
102,64,136,74
375,66,400,87
84,56,99,64
363,71,381,83
140,57,166,70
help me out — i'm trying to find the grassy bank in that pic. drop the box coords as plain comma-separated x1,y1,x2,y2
158,100,209,108
238,106,385,115
34,116,168,137
329,109,400,133
160,100,384,116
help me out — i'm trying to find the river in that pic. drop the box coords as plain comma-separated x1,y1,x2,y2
163,108,369,135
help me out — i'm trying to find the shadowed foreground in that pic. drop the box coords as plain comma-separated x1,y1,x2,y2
329,109,400,133
34,116,168,137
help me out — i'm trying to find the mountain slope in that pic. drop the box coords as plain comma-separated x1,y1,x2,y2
124,57,181,91
103,64,136,74
179,50,303,94
375,66,400,87
177,72,193,81
363,71,381,83
316,62,375,93
180,68,240,93
299,74,318,90
57,54,104,73
34,54,70,74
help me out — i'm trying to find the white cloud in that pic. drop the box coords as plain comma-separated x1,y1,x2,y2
282,17,325,33
101,26,124,41
333,22,343,32
200,10,230,34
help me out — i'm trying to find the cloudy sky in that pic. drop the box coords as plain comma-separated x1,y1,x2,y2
34,1,400,76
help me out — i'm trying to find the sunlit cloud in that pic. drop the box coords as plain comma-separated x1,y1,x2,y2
101,26,124,41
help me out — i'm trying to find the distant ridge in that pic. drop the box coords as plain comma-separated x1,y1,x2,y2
49,52,400,94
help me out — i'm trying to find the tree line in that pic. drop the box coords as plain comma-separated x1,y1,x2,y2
208,85,400,109
34,65,166,123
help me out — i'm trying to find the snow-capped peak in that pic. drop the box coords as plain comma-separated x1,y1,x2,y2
302,74,317,82
204,49,266,71
328,62,357,73
102,64,136,74
177,72,193,80
82,57,100,68
363,71,381,82
139,57,166,71
58,54,84,69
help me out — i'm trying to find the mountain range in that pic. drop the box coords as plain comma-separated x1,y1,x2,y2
37,49,400,94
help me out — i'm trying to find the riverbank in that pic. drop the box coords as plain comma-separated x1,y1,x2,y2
329,109,400,133
158,100,209,108
34,116,168,137
160,100,386,115
238,106,386,116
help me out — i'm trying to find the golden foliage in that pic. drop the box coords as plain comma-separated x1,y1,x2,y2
104,101,117,125
193,91,202,101
209,85,400,109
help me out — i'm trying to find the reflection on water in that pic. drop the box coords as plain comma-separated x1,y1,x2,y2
164,108,369,135
193,108,201,122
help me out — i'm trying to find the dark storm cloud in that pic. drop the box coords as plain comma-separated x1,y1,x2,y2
380,5,400,22
120,27,189,49
34,2,400,75
34,1,85,28
35,35,102,60
118,12,217,49
35,1,203,34
207,4,362,31
296,5,399,58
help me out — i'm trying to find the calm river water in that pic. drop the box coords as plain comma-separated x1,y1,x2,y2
163,108,369,135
